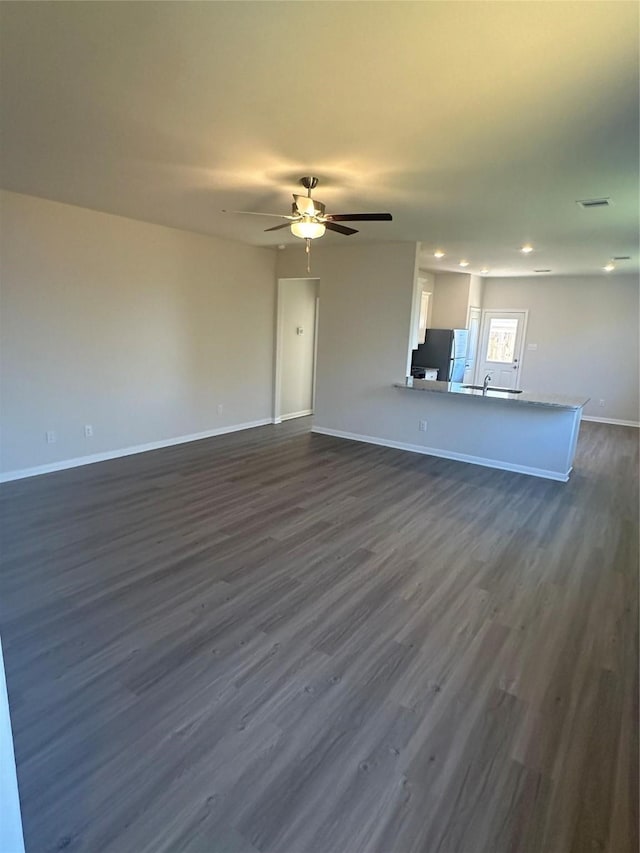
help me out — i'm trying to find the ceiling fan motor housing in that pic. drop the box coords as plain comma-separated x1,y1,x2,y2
299,176,319,192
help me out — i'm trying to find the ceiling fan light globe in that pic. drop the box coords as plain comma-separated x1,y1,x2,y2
290,219,326,239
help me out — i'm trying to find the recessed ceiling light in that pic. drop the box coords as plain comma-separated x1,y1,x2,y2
434,249,445,258
459,259,469,267
480,267,489,275
520,244,534,254
603,262,615,272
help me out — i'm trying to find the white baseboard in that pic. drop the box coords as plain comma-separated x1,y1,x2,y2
280,409,313,422
0,418,273,483
312,426,570,482
581,415,640,428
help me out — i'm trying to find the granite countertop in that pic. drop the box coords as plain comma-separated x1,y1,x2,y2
394,379,589,410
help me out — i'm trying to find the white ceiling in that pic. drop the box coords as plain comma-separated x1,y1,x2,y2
1,1,638,277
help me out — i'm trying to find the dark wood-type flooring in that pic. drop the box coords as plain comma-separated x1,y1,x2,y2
0,419,638,853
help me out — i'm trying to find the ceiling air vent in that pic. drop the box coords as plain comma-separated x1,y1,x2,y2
534,269,552,273
613,256,630,260
576,197,611,209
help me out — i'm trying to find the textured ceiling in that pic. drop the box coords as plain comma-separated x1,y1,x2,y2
1,1,638,277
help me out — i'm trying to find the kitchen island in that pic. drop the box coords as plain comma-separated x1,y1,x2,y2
391,379,589,481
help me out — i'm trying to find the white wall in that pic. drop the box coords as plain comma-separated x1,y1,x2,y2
468,274,484,312
408,271,434,360
276,241,419,435
0,191,277,476
482,275,639,423
425,271,437,328
417,269,435,329
279,278,318,418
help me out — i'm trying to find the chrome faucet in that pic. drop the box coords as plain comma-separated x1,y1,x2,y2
483,374,491,392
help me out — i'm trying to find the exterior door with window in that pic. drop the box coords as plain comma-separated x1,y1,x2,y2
476,310,527,389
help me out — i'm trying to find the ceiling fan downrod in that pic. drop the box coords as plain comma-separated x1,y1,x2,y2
300,176,319,195
299,180,318,272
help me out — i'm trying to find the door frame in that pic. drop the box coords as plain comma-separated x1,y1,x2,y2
475,308,528,387
464,305,482,385
273,277,320,424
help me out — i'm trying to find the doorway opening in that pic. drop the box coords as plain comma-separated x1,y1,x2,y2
274,278,320,423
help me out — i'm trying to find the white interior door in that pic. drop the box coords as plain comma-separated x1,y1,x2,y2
275,278,319,421
476,310,527,389
463,307,481,384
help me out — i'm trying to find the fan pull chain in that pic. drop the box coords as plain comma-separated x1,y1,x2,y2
305,237,311,273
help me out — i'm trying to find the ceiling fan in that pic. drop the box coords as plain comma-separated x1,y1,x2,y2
224,176,393,271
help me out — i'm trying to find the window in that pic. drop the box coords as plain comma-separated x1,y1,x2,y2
486,318,518,362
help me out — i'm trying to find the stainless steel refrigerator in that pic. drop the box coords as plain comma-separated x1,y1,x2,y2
411,328,469,382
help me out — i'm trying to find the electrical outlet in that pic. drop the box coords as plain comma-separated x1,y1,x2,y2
46,430,56,444
217,404,224,415
84,424,93,438
598,399,605,407
419,420,428,432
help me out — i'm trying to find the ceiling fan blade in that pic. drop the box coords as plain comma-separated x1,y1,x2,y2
324,221,358,236
222,210,295,219
264,223,292,232
325,213,392,222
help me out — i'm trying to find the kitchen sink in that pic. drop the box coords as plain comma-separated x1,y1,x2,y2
462,385,523,394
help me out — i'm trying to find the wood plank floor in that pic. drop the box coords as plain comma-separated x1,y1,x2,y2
0,419,637,853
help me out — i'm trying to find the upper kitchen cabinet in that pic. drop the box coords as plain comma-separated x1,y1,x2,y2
431,273,484,329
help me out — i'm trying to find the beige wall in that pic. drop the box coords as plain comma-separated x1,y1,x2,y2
3,190,635,481
431,273,472,328
276,242,587,477
277,241,419,434
482,274,639,423
279,278,318,418
277,246,637,464
0,190,277,475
